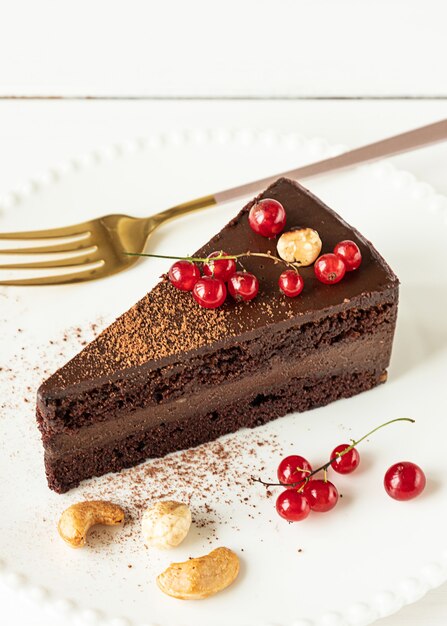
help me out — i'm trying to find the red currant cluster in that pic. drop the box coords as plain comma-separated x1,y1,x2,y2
255,418,426,523
154,197,363,308
274,446,359,522
168,251,307,306
168,253,259,309
314,240,362,285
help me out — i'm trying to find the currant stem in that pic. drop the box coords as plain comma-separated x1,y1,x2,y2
253,417,415,490
124,250,301,271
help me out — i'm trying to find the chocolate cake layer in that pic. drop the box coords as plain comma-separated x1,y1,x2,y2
37,299,397,436
44,325,394,458
37,177,399,493
44,367,387,493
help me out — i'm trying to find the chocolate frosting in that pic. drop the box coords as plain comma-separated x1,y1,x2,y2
39,178,398,400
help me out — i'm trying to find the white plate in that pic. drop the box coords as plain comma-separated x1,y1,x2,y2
1,129,447,626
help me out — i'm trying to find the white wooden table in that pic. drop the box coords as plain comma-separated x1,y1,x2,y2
1,1,447,623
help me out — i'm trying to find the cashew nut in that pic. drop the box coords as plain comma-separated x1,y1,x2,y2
141,500,191,549
57,500,125,548
157,547,240,600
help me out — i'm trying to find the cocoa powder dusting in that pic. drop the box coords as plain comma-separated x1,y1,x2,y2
43,261,302,391
1,311,284,553
0,318,104,417
46,280,243,389
80,430,284,547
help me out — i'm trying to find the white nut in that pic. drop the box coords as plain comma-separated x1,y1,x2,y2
277,228,322,266
141,501,191,549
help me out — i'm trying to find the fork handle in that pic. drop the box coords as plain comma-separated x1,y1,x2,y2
215,118,447,204
155,118,447,220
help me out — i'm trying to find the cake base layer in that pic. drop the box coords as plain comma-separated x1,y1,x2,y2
44,367,386,493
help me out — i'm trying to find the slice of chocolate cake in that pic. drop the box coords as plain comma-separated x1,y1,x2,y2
37,178,399,493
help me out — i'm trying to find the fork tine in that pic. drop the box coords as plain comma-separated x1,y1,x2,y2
0,241,96,255
0,253,101,270
0,263,107,286
0,224,91,240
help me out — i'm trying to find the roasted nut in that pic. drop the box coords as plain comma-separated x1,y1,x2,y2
142,501,191,549
277,228,322,266
157,547,240,600
57,501,125,548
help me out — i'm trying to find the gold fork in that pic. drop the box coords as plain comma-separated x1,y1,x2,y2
1,119,446,286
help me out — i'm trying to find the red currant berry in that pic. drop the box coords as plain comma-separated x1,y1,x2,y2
248,198,286,238
278,270,304,297
203,250,237,282
384,461,426,501
314,253,346,285
168,260,201,291
228,271,259,302
304,479,339,512
334,240,362,271
330,444,360,474
192,277,227,309
277,455,312,488
276,489,310,522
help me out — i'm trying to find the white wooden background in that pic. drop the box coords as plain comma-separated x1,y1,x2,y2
1,1,447,625
1,0,446,98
